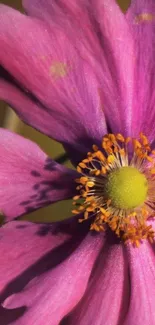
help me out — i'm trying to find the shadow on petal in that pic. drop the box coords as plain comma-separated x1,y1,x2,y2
0,220,88,306
0,305,27,325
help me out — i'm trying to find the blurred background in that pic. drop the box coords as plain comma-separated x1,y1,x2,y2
0,0,131,222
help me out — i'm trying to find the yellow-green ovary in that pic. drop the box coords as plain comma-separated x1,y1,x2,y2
105,166,148,209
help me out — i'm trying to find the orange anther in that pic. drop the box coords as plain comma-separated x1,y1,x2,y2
77,166,82,173
146,156,153,162
95,151,106,161
73,195,80,201
86,207,94,212
140,133,149,146
84,211,89,219
133,139,142,149
79,162,87,168
86,196,95,202
119,148,125,156
101,166,106,174
72,209,80,214
116,134,125,142
125,137,131,144
100,207,107,214
95,170,100,176
78,218,84,223
79,206,85,211
108,134,116,142
86,181,95,188
79,177,88,184
107,155,115,163
92,144,98,152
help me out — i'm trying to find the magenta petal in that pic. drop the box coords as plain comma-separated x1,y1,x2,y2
0,79,89,153
0,221,71,292
66,241,129,325
0,128,77,221
0,5,107,155
0,221,104,325
23,0,136,138
124,241,155,325
23,0,91,29
126,0,155,142
89,0,135,137
23,0,136,139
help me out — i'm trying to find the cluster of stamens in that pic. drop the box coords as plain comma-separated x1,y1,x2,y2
72,133,155,246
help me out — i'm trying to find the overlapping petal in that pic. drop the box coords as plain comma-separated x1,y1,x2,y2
0,220,104,325
65,241,129,325
126,0,155,142
0,128,77,221
0,4,107,161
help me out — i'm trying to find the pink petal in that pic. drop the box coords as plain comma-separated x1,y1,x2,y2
23,0,91,31
0,5,107,158
23,0,135,139
89,0,135,137
0,221,71,292
0,220,71,323
126,0,155,142
65,240,129,325
0,128,77,221
23,0,136,139
0,221,104,325
22,0,105,87
124,241,155,325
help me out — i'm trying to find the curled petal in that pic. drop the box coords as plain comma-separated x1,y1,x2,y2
0,128,77,221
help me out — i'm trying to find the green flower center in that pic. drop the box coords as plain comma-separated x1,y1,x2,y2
105,167,148,209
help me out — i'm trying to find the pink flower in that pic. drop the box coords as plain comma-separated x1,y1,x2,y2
0,0,155,324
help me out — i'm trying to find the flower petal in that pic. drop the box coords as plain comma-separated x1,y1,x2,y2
23,0,136,138
126,0,155,142
124,241,155,325
23,0,90,29
0,5,107,159
0,221,71,292
64,239,129,325
0,128,77,221
0,221,104,325
90,0,135,136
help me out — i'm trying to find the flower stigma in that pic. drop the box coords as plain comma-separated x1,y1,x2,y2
105,167,148,210
72,133,155,246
